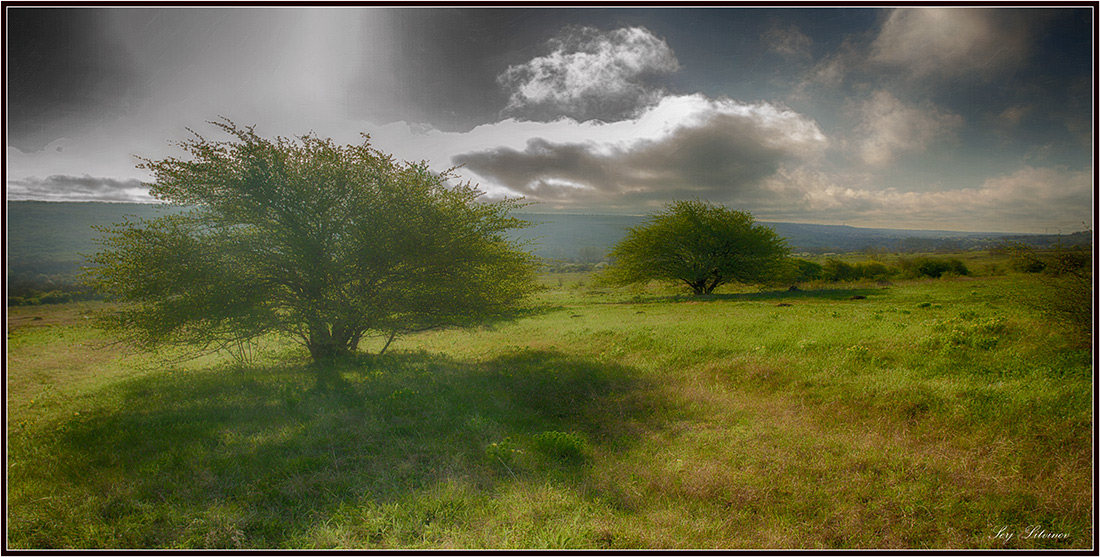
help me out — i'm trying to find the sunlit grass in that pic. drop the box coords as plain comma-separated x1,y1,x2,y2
6,273,1092,549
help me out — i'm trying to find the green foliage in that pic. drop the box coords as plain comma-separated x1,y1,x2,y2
899,257,969,279
8,273,107,306
822,260,861,282
820,259,899,282
1010,258,1047,273
857,261,895,280
485,437,523,465
790,258,823,282
600,200,790,295
7,288,104,307
86,119,538,363
923,314,1008,351
1006,240,1092,344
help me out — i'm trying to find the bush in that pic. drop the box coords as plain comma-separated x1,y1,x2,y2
790,258,823,282
820,259,899,282
38,291,73,305
822,260,861,282
858,261,897,280
900,257,969,279
1011,258,1047,273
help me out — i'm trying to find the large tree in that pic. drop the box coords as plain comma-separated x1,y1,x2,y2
601,200,790,295
87,119,537,363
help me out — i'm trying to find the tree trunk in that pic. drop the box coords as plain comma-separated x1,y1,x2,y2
378,329,399,355
305,320,362,362
306,324,343,362
306,323,349,389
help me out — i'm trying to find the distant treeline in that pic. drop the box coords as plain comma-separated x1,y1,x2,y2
792,256,972,283
5,202,1091,304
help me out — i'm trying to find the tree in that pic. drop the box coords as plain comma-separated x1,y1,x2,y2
600,200,790,295
87,119,538,364
1006,238,1092,345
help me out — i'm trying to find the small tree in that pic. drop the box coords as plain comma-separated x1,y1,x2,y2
600,200,789,295
87,119,538,365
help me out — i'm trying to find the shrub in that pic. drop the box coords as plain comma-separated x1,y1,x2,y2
820,259,899,282
1011,258,1047,273
856,261,896,280
925,314,1007,351
822,259,860,282
900,257,969,279
790,258,823,282
38,291,73,305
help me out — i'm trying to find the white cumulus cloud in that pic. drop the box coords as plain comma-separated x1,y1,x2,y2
498,26,680,123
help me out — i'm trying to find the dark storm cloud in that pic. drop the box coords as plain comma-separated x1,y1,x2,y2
349,8,686,130
497,25,680,123
453,104,823,210
7,175,151,203
6,8,146,152
350,8,595,131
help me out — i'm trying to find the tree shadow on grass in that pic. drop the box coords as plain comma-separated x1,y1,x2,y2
10,349,672,548
649,286,888,304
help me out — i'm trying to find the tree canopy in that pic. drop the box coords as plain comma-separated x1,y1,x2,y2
600,200,790,295
87,119,537,363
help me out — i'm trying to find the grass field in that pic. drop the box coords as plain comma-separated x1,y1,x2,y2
5,270,1093,549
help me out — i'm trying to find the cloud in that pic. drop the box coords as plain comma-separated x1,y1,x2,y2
853,90,963,166
453,94,825,210
498,26,680,123
795,8,1038,98
763,24,813,59
788,38,863,100
997,105,1031,127
6,9,148,152
868,8,1032,81
760,165,1092,232
6,174,154,203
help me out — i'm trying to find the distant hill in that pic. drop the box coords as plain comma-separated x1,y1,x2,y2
7,201,182,278
5,202,1091,281
515,213,1090,260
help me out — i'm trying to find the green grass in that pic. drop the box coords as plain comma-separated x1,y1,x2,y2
6,272,1092,549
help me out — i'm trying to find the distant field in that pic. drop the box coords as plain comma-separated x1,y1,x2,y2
6,270,1092,549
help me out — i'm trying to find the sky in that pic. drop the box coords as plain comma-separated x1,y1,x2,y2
5,6,1094,233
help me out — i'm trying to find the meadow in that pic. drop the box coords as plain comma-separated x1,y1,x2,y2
5,264,1093,549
